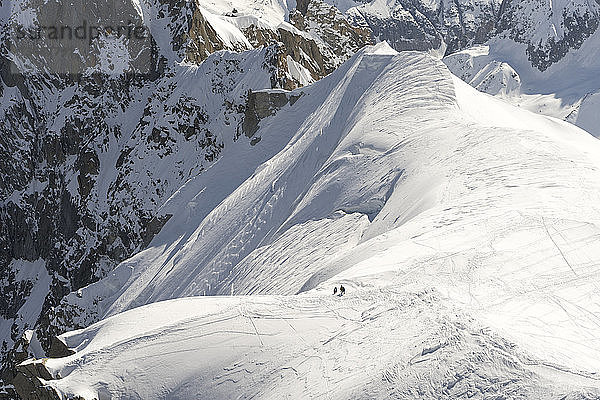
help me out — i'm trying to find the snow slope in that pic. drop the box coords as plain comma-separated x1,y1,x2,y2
42,291,599,399
28,44,600,398
444,28,600,136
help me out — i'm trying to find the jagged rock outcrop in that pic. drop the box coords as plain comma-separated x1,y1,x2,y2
13,361,59,400
183,2,250,63
10,333,66,400
241,90,304,140
336,0,501,54
495,0,600,71
242,0,374,85
290,0,373,70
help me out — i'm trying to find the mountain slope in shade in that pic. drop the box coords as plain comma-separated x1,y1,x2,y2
21,43,600,399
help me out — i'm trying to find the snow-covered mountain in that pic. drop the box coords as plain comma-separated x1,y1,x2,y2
0,0,522,391
444,0,600,136
0,0,376,392
326,0,501,54
2,0,600,396
12,43,600,398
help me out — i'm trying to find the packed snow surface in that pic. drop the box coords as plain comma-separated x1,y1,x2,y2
38,45,600,398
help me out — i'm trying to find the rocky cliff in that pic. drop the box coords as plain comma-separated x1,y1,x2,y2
330,0,502,54
495,0,600,71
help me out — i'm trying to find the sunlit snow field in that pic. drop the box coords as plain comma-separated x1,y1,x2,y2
26,44,600,399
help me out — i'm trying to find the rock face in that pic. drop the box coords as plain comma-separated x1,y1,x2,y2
241,0,374,86
13,362,59,400
495,0,600,71
241,90,304,139
182,2,251,63
290,0,373,71
332,0,502,54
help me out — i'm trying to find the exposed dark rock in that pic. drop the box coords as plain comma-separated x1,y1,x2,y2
243,0,373,85
242,90,304,138
141,214,173,248
290,0,373,67
185,4,237,63
345,0,500,54
13,361,59,400
46,337,74,359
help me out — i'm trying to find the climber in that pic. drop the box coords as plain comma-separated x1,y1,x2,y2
339,284,345,296
333,286,338,295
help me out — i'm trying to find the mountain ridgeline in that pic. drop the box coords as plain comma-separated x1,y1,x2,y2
1,0,600,397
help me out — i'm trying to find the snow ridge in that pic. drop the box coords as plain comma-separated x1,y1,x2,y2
33,46,600,399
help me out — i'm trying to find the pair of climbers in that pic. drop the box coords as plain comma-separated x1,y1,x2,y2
333,284,345,296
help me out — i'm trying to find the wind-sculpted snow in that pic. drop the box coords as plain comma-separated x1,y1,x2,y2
35,44,600,398
40,290,600,399
67,44,450,313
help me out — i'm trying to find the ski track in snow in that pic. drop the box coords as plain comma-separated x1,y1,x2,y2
44,291,600,399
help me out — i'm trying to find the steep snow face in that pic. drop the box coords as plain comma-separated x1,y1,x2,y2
53,42,414,319
38,46,600,399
